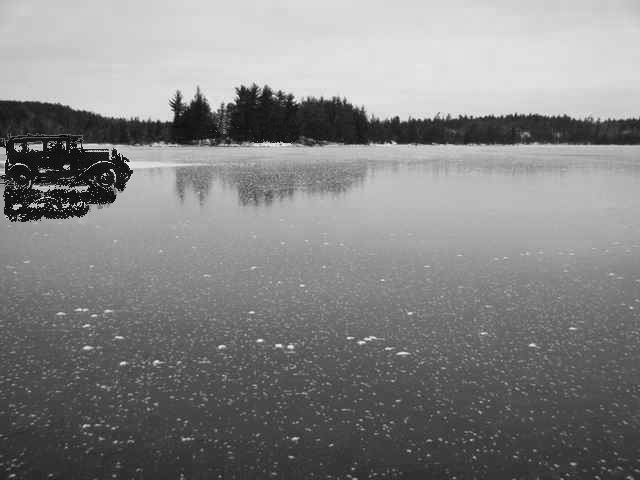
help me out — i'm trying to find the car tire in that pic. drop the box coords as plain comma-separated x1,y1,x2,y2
92,168,116,189
8,165,33,189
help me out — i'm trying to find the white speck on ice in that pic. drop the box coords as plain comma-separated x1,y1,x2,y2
568,327,578,331
299,284,306,288
90,314,98,318
291,436,300,442
286,344,295,350
250,266,258,271
56,312,66,316
82,345,95,352
407,311,414,316
528,343,539,348
118,361,129,367
248,310,255,315
114,335,125,340
82,324,92,329
384,347,395,351
396,351,411,356
479,331,489,336
275,343,284,349
357,340,366,346
203,274,211,278
256,338,265,344
152,360,164,367
217,344,227,351
346,336,355,340
103,309,114,314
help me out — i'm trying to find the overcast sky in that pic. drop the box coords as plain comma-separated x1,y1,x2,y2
1,0,639,121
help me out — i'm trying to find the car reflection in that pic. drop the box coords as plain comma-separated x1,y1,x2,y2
3,176,131,222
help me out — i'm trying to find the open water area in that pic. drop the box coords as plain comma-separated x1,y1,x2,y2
1,145,640,479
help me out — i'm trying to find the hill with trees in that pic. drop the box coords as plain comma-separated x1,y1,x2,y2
0,100,170,144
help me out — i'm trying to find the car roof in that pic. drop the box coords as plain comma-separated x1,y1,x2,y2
8,134,83,143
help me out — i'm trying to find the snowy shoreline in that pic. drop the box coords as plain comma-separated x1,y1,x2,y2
101,142,640,149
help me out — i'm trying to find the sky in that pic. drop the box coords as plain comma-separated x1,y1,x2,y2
1,0,639,121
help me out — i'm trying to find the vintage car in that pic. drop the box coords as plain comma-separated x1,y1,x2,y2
3,134,131,190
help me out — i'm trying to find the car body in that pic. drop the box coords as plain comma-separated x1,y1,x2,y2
3,133,132,190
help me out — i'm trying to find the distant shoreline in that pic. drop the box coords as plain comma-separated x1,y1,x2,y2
2,99,640,147
83,142,640,149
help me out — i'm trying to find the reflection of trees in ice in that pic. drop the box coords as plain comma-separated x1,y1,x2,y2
175,166,214,205
172,147,640,207
225,161,369,206
174,161,369,207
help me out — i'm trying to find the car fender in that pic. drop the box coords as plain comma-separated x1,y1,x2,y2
79,161,119,180
81,160,116,173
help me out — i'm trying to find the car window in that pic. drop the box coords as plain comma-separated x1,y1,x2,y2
28,142,45,152
47,141,67,152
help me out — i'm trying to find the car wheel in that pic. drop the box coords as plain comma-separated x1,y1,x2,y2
9,168,33,189
92,168,116,189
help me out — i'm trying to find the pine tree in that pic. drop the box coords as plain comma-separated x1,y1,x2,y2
169,90,186,142
184,86,215,142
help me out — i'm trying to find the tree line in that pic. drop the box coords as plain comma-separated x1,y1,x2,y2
168,85,640,145
2,93,639,145
367,114,640,145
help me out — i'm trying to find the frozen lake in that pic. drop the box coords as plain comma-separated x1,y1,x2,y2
2,145,640,478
